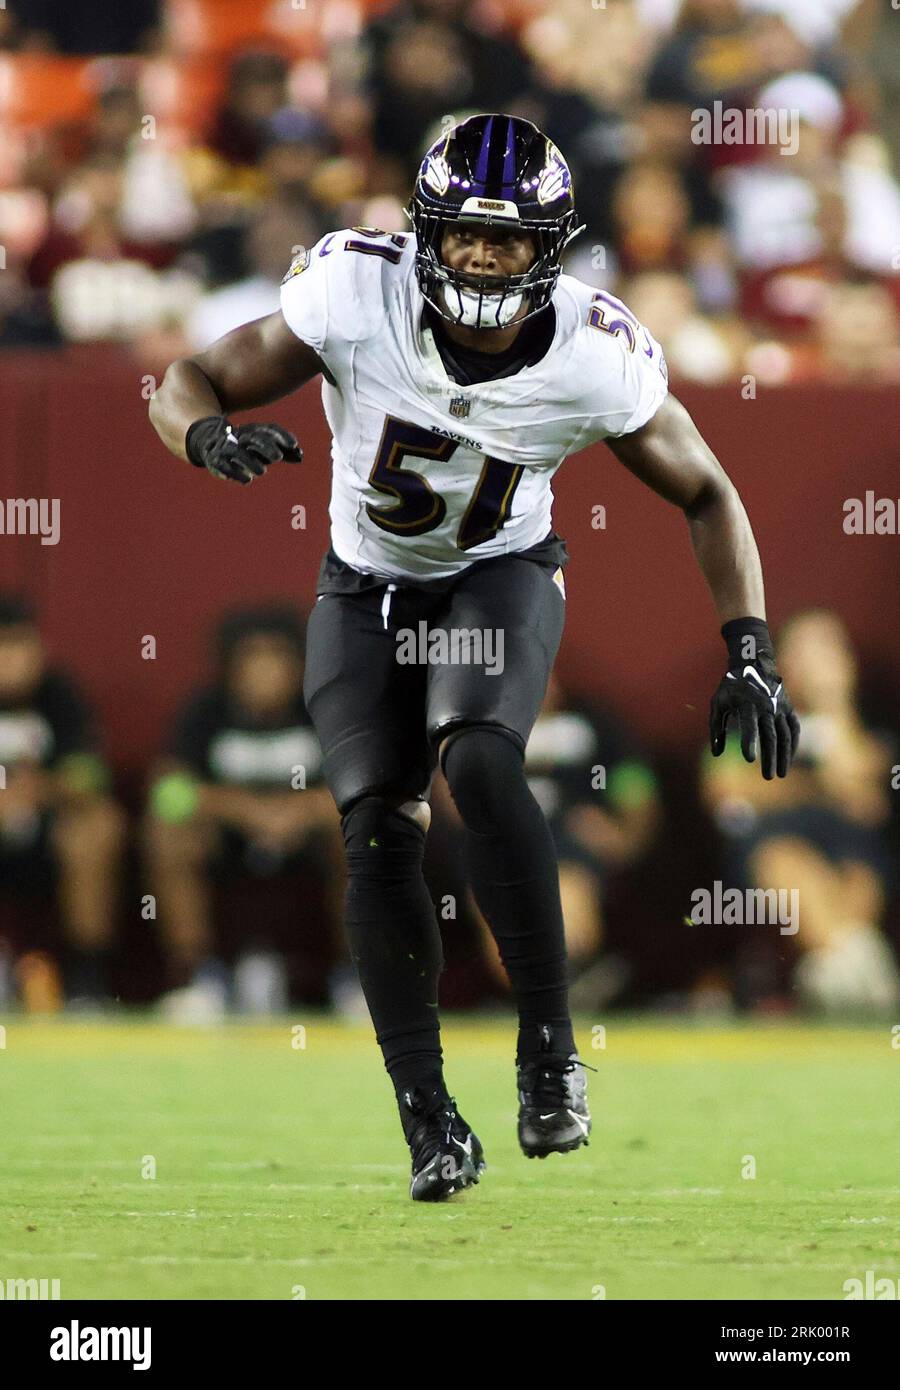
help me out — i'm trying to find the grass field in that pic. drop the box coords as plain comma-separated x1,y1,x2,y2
1,1015,898,1301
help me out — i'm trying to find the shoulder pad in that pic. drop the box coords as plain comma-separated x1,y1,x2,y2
280,228,413,354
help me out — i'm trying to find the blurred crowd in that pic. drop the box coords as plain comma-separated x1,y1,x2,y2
1,593,897,1018
1,0,899,382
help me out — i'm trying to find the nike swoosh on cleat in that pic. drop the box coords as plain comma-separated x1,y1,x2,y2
568,1111,590,1135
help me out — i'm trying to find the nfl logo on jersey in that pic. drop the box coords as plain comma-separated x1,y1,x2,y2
449,396,470,419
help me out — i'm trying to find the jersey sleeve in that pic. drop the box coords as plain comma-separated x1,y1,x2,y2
279,227,404,360
279,237,331,353
574,289,669,444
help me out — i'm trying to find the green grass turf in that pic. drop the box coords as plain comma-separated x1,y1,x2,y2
0,1015,898,1300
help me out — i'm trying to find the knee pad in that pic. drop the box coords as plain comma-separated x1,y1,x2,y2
341,796,428,858
436,720,522,775
441,725,527,833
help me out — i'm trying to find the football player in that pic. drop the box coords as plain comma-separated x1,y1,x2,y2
150,114,800,1201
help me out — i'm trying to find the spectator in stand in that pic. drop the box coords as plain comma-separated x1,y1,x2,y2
5,0,160,54
612,160,693,275
602,160,738,318
622,269,744,381
22,72,202,342
701,609,900,1014
643,0,760,208
642,0,852,230
644,0,850,128
27,153,159,290
144,606,347,1020
719,76,900,337
363,0,534,172
0,253,62,347
85,81,145,162
207,51,291,177
259,107,380,228
741,0,864,51
260,109,334,206
0,595,125,1008
516,0,657,249
812,276,900,383
22,68,200,339
185,192,321,351
25,146,200,342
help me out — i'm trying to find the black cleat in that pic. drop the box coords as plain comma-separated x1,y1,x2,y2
517,1026,593,1159
399,1085,486,1201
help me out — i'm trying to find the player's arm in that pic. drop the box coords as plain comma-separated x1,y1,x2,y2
606,393,762,620
149,311,326,483
605,394,800,779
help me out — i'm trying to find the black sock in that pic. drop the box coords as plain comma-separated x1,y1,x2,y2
443,728,575,1060
341,798,445,1094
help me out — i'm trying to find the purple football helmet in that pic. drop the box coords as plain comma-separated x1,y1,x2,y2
406,113,583,330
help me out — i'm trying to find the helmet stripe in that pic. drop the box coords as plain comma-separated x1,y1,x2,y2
472,115,495,193
501,116,516,193
484,116,507,196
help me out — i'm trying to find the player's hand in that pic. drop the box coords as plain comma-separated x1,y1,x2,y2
185,416,302,484
709,652,801,780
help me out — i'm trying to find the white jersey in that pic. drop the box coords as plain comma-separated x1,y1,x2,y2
280,227,668,582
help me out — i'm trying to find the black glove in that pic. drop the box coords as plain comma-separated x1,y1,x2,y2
185,416,302,484
709,617,801,780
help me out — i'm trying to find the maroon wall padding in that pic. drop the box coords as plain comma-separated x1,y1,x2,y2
2,348,897,776
2,348,899,998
